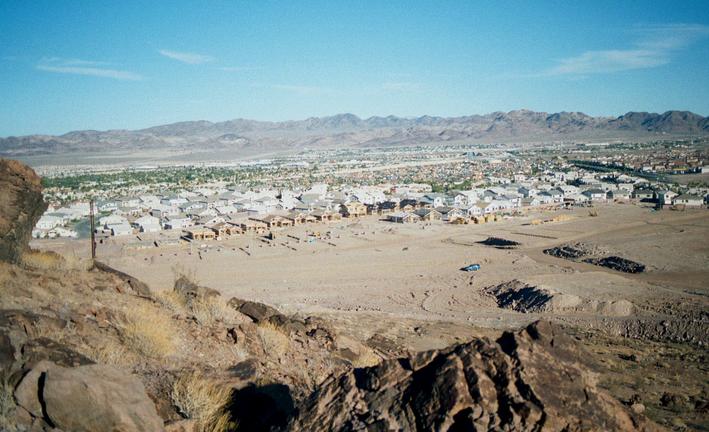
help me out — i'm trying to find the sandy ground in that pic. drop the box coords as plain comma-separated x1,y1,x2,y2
36,203,709,342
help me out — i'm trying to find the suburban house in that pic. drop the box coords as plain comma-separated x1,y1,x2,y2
399,198,423,210
250,215,294,229
656,190,678,205
286,211,317,225
632,188,655,200
413,208,442,221
420,193,446,208
673,194,704,207
108,223,132,236
238,219,269,234
133,215,161,233
377,201,399,214
582,188,607,201
164,215,192,230
608,190,631,201
311,210,342,223
184,227,216,241
340,201,368,218
99,214,128,228
437,207,465,221
387,212,420,223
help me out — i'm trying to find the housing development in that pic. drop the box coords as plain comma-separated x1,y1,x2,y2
33,141,708,244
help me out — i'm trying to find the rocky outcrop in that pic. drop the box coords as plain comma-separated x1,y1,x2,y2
15,361,165,431
286,321,659,431
94,260,153,296
0,159,46,263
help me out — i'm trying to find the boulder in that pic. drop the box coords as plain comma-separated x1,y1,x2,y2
94,260,152,296
228,297,280,323
41,363,165,432
174,275,220,300
14,360,54,418
21,337,94,368
0,159,46,264
286,321,660,431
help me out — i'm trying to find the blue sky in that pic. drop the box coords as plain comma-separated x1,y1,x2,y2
1,1,708,136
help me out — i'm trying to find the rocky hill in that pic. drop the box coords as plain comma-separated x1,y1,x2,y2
0,158,676,431
1,110,707,157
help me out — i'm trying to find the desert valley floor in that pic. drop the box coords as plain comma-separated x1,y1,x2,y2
36,204,709,348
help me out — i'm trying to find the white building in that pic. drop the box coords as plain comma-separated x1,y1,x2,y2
36,215,63,230
133,215,162,233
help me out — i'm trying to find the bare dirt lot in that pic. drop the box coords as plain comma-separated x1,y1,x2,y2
34,204,709,429
38,204,708,336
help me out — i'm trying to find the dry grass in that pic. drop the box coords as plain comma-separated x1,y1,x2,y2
84,339,137,369
155,289,187,314
171,371,235,432
156,287,234,326
120,302,177,359
350,345,382,368
257,321,290,360
189,296,234,326
21,250,91,271
21,250,64,270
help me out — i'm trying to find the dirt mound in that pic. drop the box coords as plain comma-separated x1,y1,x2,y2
543,242,603,259
484,280,560,312
0,159,47,263
584,256,646,273
545,242,646,274
286,321,659,431
484,280,635,316
477,236,521,249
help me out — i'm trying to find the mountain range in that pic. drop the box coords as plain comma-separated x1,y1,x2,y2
1,110,707,158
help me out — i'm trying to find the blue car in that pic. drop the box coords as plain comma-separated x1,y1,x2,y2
461,264,481,272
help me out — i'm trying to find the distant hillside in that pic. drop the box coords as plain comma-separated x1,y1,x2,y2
1,110,707,157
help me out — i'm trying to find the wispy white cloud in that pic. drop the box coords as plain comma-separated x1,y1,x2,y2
36,58,143,81
543,23,709,76
159,49,214,64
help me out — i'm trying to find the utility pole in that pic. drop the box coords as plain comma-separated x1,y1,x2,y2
89,199,96,262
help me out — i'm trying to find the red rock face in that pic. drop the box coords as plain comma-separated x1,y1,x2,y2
287,321,661,432
0,159,46,263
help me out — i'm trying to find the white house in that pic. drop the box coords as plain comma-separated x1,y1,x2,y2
164,216,192,230
582,189,607,201
108,223,133,236
673,194,704,207
656,190,677,205
99,214,128,228
133,215,161,233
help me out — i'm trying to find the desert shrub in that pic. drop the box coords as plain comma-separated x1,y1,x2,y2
21,250,64,270
120,302,177,359
171,371,235,432
257,321,290,360
155,290,187,314
172,264,199,285
350,346,381,368
189,296,234,326
161,270,234,325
